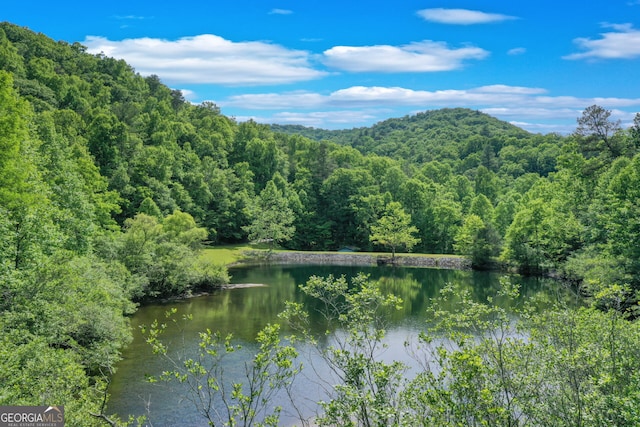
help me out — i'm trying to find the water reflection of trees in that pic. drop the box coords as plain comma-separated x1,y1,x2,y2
134,266,579,344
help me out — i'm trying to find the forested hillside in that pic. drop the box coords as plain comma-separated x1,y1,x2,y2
2,21,640,425
272,108,533,164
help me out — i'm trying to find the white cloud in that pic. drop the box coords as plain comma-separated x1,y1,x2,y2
177,88,197,101
224,91,327,109
505,108,636,133
473,85,546,95
417,8,518,25
482,108,584,121
327,85,552,107
564,23,640,60
222,85,640,111
507,121,577,134
322,41,488,72
83,34,326,86
244,110,383,127
326,86,553,107
330,86,431,105
507,47,527,55
269,9,293,15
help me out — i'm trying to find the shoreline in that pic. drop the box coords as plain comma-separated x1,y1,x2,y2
154,251,472,304
236,250,472,270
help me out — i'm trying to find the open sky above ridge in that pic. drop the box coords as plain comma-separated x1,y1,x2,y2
3,0,640,133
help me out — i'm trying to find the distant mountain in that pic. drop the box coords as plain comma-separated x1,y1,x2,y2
272,108,532,163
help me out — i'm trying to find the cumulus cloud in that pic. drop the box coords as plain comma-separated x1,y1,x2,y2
83,34,326,85
564,23,640,60
322,41,489,72
417,8,518,25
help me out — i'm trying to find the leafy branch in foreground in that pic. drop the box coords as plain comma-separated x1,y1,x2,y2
141,309,301,427
407,279,640,427
281,273,407,426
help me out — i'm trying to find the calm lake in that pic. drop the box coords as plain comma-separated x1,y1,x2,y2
107,263,576,426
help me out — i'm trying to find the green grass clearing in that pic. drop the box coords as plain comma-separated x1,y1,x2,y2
199,244,254,266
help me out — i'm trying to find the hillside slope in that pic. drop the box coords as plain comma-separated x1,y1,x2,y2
272,108,532,161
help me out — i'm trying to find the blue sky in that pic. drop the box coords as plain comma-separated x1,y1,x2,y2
3,1,640,133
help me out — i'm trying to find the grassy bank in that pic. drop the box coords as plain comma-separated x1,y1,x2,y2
199,244,256,266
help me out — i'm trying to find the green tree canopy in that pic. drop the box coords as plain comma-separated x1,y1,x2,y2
244,179,296,250
369,201,420,260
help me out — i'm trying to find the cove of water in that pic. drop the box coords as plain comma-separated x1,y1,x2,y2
107,264,575,426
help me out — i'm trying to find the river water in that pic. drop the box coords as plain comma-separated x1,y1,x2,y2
107,264,574,426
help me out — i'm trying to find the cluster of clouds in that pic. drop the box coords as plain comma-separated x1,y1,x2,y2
84,34,493,85
88,7,640,132
223,85,640,111
225,86,639,132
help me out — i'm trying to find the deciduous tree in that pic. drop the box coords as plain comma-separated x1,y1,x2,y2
370,201,420,261
244,179,295,251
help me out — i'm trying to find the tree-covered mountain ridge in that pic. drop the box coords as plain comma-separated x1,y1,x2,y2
272,106,567,178
271,107,531,159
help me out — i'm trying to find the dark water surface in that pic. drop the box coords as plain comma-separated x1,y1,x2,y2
107,264,574,426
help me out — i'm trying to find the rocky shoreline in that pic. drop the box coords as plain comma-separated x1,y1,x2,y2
247,251,472,270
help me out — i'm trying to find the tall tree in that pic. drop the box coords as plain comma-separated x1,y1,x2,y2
320,168,375,248
575,105,623,158
629,112,640,154
0,71,30,207
369,201,420,261
244,179,295,250
454,214,501,268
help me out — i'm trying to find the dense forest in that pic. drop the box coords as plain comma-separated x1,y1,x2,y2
2,21,640,425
